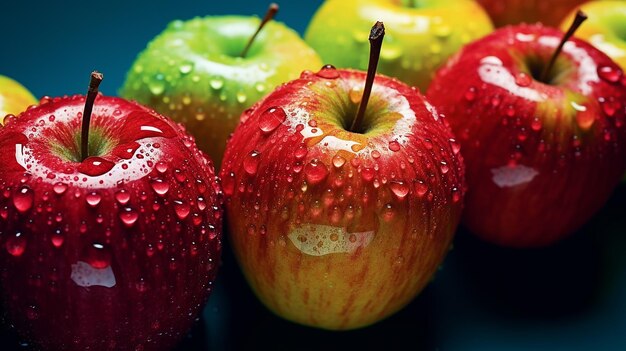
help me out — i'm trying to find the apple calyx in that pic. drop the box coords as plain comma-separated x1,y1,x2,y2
350,21,385,134
240,3,279,58
540,10,587,83
80,71,103,161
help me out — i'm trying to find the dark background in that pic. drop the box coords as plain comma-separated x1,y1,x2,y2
2,1,626,350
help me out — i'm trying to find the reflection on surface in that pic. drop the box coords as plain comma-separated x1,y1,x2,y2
288,224,374,256
70,261,116,288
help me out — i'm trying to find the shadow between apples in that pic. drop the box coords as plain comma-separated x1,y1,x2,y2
449,184,626,321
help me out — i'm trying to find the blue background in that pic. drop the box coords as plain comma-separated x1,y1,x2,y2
2,1,626,350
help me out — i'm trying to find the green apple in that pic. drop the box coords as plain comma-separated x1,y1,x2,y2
0,75,37,124
560,1,626,71
120,14,322,167
304,0,493,91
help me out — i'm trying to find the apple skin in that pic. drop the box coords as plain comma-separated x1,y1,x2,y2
120,16,323,169
0,75,37,123
304,0,493,91
477,0,588,27
220,67,465,330
427,24,626,247
0,95,222,350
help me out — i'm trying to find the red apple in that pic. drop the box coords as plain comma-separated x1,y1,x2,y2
0,73,222,350
220,23,464,330
477,0,588,27
427,18,626,247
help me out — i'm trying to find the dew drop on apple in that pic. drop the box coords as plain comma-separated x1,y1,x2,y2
389,181,409,200
222,171,236,196
13,185,33,213
209,78,224,90
304,160,329,185
600,98,619,117
174,200,191,220
85,192,101,207
53,182,68,195
51,230,64,248
332,155,346,168
452,187,461,203
78,157,115,176
361,167,375,182
259,106,286,134
381,45,402,61
531,117,542,131
6,232,26,257
148,80,165,96
155,161,168,173
388,140,401,152
317,64,339,79
491,95,501,107
349,86,363,104
84,243,111,269
236,92,247,104
464,86,477,102
243,150,261,175
179,62,194,75
515,72,531,87
115,190,131,205
598,65,622,83
150,178,170,196
119,207,139,227
416,181,428,197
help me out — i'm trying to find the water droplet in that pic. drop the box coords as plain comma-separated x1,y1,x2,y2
236,92,247,104
349,86,363,104
598,65,622,83
332,155,346,168
119,208,139,227
84,243,111,269
371,150,381,159
491,95,501,107
179,62,194,74
156,161,168,173
148,80,165,95
150,178,170,196
51,231,64,248
452,187,461,203
243,150,261,175
209,78,224,90
515,72,531,87
85,192,101,207
222,172,236,196
115,190,130,205
78,157,115,176
6,232,26,256
304,160,329,185
464,86,477,101
174,200,190,220
317,64,339,79
449,139,461,154
53,182,68,195
389,181,409,199
531,117,542,131
13,186,33,213
388,140,401,152
259,106,286,134
440,161,450,174
361,167,375,182
112,142,140,159
416,181,428,196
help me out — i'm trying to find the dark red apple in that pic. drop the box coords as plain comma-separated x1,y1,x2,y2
0,73,222,350
220,23,465,330
477,0,588,27
427,18,626,247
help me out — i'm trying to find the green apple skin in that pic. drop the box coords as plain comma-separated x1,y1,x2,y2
561,1,626,71
304,0,493,91
120,16,323,168
0,75,37,124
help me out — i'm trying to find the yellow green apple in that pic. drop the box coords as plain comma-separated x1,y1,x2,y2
304,0,493,91
0,75,37,124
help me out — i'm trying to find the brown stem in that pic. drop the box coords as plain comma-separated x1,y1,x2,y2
350,21,385,133
240,3,279,58
540,10,587,83
81,71,103,161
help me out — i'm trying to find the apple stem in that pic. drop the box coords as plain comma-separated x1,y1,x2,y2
540,10,587,83
240,3,279,58
80,71,103,161
350,21,385,134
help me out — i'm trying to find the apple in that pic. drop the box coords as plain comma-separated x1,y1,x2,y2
560,1,626,71
220,22,465,330
477,0,588,27
0,75,37,123
304,0,493,91
120,4,323,168
427,14,626,247
0,72,223,350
